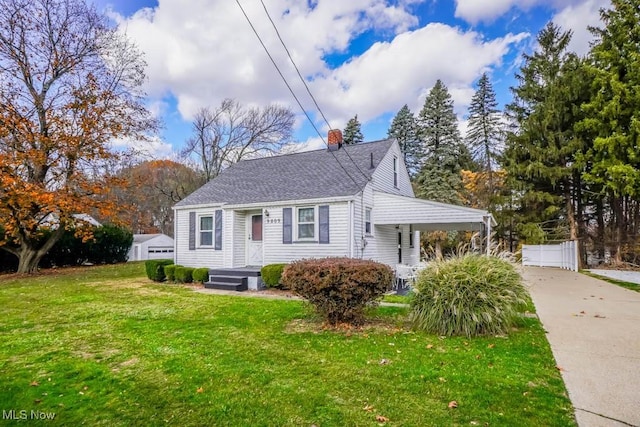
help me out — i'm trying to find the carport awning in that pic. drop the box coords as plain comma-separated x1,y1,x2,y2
373,192,494,231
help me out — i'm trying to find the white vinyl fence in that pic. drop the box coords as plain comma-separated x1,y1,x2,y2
521,240,579,271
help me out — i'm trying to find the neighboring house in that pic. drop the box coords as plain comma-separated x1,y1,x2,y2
128,234,175,262
173,131,494,280
40,213,102,228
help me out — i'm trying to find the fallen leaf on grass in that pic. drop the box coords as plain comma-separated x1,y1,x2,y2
448,401,458,409
34,399,41,404
375,415,389,422
475,354,481,360
379,359,390,365
487,344,495,349
363,405,375,412
426,344,434,349
196,387,204,393
439,377,447,383
30,381,39,387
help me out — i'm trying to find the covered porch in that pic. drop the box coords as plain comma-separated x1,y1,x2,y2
373,192,495,254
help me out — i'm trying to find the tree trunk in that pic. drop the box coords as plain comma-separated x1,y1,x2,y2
16,246,44,274
596,196,605,260
564,178,578,240
612,195,623,265
15,226,66,274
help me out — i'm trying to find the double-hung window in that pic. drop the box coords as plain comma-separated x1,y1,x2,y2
365,208,372,235
297,207,315,239
199,215,213,246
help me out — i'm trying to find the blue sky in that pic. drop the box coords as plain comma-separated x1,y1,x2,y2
98,0,609,157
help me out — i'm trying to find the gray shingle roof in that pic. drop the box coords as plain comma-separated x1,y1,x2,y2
176,139,394,207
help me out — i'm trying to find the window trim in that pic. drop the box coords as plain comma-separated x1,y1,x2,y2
393,156,398,188
296,206,316,241
365,207,372,236
198,214,214,247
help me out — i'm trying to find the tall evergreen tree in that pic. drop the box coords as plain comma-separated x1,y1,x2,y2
387,105,420,176
581,0,640,263
414,80,467,204
466,73,502,178
503,23,589,244
417,79,463,170
343,114,364,145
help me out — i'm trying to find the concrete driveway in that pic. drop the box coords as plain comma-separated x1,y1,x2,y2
523,267,640,427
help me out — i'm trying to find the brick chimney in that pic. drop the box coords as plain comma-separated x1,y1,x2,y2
328,129,343,151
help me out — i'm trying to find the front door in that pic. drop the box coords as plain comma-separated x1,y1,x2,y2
247,213,263,266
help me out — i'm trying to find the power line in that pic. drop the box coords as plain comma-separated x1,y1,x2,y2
235,0,363,188
258,0,372,183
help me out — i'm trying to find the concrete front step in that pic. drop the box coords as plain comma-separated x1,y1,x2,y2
204,280,248,292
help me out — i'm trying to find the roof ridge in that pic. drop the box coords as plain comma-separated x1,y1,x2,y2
236,138,394,164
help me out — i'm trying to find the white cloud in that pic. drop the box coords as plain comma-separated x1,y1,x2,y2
111,136,174,159
310,24,528,126
552,0,609,56
115,0,528,144
454,0,538,24
454,0,607,27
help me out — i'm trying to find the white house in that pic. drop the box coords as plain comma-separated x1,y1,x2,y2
128,233,175,261
173,133,493,290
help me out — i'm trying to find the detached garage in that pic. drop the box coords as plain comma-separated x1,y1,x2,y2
128,234,174,262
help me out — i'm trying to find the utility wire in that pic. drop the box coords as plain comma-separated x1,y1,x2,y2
259,0,371,182
235,0,363,188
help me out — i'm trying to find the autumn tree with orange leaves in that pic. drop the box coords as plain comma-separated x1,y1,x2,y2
0,0,157,273
114,160,204,236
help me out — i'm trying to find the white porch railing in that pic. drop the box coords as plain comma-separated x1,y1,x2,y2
521,240,579,272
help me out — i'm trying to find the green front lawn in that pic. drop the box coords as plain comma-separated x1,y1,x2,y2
0,263,575,426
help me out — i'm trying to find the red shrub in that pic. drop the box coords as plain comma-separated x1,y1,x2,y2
281,257,394,326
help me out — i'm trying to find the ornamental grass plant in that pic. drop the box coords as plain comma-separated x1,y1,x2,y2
410,253,528,337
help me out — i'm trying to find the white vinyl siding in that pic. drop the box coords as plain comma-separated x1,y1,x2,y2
263,201,350,264
232,211,246,267
372,142,414,196
174,207,225,268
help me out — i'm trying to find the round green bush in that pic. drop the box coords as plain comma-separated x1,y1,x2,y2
410,254,528,337
175,266,194,283
192,268,209,283
260,263,287,288
164,264,178,282
145,259,174,282
282,257,394,326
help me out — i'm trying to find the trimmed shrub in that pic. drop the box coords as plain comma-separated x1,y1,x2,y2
164,264,178,282
192,268,209,283
145,259,174,282
409,254,528,337
175,266,194,283
281,257,394,326
261,263,287,288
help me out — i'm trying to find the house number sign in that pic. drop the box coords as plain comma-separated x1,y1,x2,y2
266,218,281,224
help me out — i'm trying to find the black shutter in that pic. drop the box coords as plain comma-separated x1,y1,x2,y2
214,210,222,250
319,205,330,244
283,208,292,244
188,212,196,250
